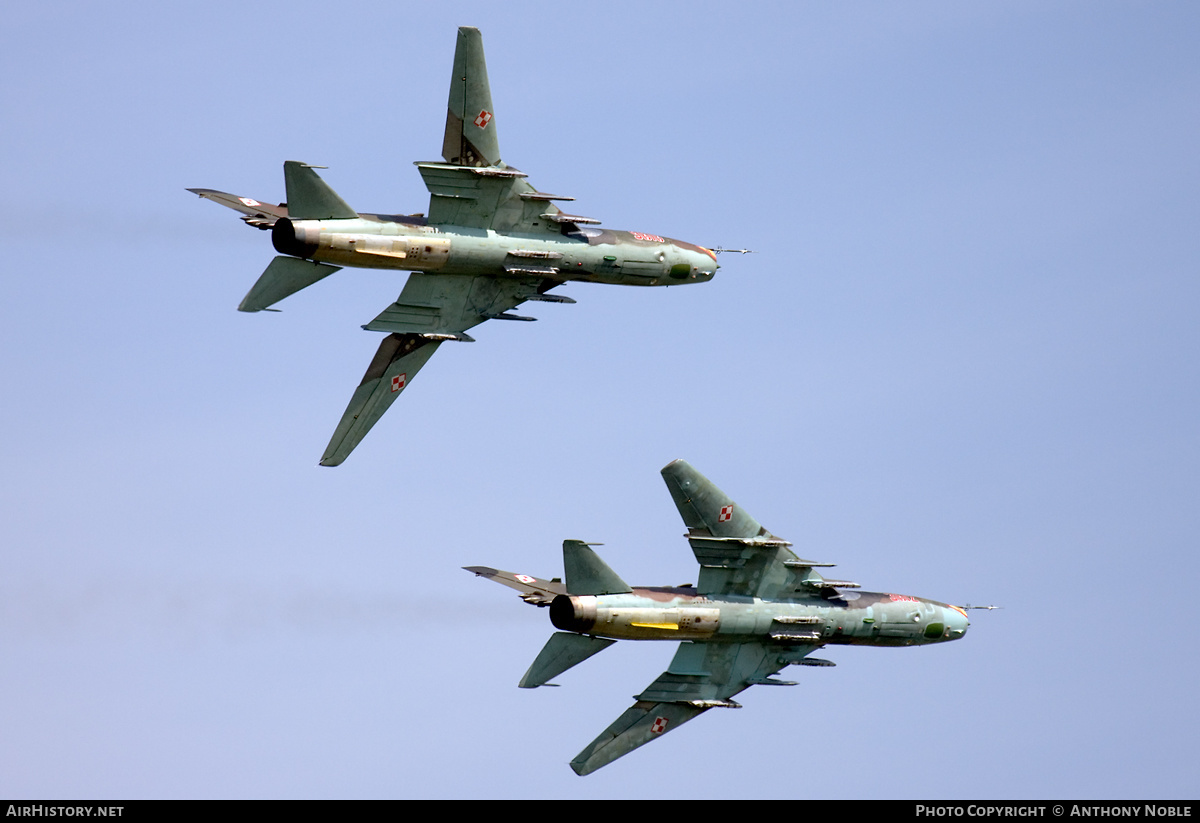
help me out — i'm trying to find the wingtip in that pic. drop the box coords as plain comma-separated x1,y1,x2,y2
660,458,691,475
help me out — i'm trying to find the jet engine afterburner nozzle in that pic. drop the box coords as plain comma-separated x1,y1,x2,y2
271,218,320,259
550,595,597,633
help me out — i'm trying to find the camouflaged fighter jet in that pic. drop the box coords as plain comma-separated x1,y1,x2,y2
466,459,971,775
189,27,719,466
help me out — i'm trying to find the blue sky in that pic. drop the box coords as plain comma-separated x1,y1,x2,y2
2,0,1197,799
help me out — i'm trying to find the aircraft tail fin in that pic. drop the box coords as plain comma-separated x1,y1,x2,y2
282,161,357,220
441,26,502,167
319,333,443,466
660,459,770,540
519,632,615,689
563,540,632,596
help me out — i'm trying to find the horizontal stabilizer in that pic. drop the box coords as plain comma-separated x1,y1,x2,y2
187,188,287,228
463,566,566,606
283,161,357,220
238,256,340,312
563,540,631,596
319,333,441,466
519,632,615,689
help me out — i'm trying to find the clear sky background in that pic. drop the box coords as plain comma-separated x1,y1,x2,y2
2,0,1197,800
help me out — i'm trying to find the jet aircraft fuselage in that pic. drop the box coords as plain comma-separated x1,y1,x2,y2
271,211,717,287
548,587,969,646
190,27,722,465
469,459,976,775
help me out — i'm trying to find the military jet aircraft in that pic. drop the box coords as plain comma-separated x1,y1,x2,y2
189,27,719,466
466,459,971,775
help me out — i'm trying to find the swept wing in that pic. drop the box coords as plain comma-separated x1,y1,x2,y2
661,459,858,599
569,462,854,773
570,640,823,775
319,273,566,466
429,27,592,233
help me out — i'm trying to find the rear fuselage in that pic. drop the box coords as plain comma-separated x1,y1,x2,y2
550,587,969,647
271,214,718,287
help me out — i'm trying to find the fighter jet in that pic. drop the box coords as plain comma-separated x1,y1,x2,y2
189,27,719,466
466,459,971,775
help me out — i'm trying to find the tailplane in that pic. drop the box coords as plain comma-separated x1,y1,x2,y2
519,632,615,689
238,256,340,313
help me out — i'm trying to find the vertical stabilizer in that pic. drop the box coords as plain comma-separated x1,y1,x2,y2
441,26,502,167
562,540,632,596
282,161,357,220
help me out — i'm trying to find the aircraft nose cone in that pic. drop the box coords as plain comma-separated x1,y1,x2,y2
944,606,970,640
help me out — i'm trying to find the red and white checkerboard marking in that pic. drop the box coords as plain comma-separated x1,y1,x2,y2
515,574,535,584
718,504,734,522
391,373,407,393
474,110,493,128
650,716,669,734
